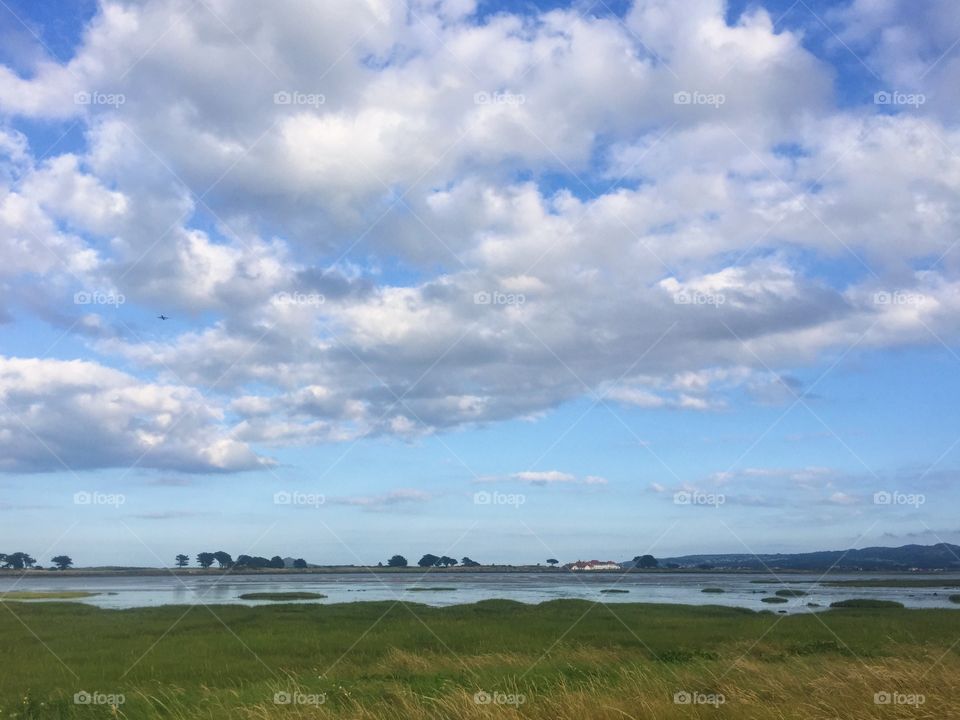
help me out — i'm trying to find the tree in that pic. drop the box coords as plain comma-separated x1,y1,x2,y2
269,556,285,569
547,558,559,567
197,552,215,569
212,551,233,568
418,553,440,568
387,555,408,567
50,555,73,570
634,554,658,569
175,554,190,568
3,552,36,570
292,558,308,569
460,557,480,567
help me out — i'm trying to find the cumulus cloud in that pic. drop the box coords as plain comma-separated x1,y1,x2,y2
0,0,958,473
0,356,270,473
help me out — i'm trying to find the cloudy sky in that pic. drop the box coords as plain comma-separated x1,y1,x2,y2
1,0,958,566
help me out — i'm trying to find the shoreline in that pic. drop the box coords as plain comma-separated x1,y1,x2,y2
2,565,957,578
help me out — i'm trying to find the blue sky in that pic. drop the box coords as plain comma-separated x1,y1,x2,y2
1,0,959,566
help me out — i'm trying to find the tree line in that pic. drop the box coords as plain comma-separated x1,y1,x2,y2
381,554,481,568
0,553,73,570
177,552,308,569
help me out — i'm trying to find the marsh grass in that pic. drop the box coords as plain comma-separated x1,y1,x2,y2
1,600,957,718
830,599,905,609
237,592,326,601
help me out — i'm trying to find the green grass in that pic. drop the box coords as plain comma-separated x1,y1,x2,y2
753,578,960,588
238,592,327,601
0,591,98,600
761,596,789,603
950,595,960,604
1,600,959,719
700,587,724,593
825,579,960,588
829,599,905,609
599,589,629,594
775,589,808,597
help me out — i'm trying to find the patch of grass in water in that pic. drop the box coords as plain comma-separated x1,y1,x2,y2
600,589,629,594
949,595,960,604
406,587,456,592
761,596,789,604
701,587,725,593
238,592,326,601
0,591,98,600
775,589,808,597
829,599,904,609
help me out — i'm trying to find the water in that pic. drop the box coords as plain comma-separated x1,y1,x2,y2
2,571,959,613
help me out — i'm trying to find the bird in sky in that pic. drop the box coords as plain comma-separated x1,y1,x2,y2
157,314,169,320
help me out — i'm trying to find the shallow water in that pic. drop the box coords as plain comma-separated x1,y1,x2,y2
1,571,958,613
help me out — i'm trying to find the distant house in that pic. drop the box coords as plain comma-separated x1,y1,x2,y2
565,560,621,571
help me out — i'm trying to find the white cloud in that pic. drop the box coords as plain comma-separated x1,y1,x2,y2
0,0,958,472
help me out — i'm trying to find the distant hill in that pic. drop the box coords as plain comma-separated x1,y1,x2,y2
638,543,960,571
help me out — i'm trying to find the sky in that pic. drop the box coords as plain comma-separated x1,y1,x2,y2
0,0,959,567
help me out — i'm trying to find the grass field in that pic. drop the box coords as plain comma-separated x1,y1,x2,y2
1,600,957,718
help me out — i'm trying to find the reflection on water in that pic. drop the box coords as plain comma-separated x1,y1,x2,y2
1,572,958,613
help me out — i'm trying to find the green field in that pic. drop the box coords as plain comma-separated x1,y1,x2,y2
1,600,957,718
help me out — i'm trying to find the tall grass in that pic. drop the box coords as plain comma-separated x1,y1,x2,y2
1,599,956,718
